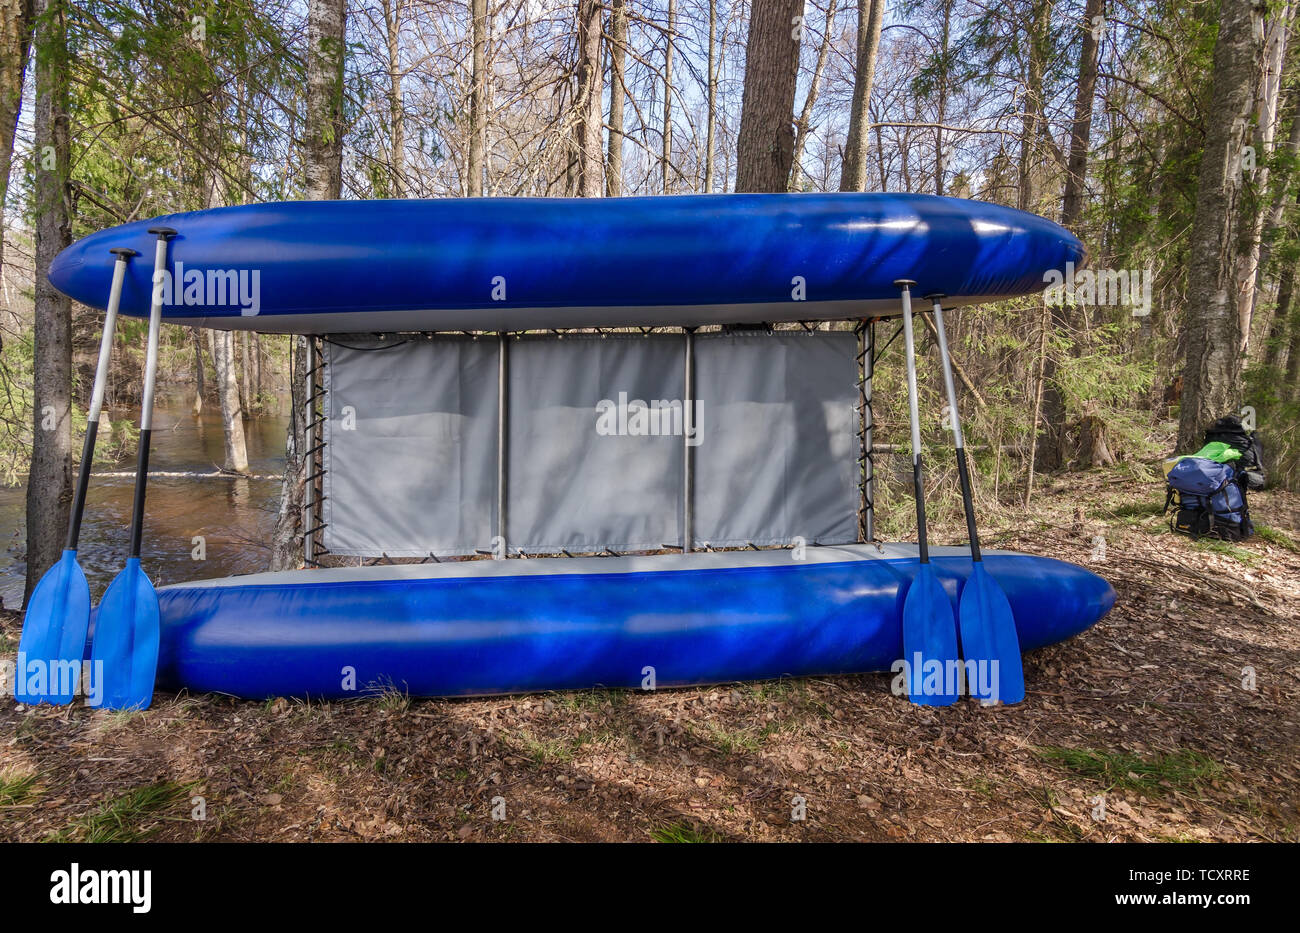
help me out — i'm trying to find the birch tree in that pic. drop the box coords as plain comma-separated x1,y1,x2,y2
271,0,346,571
1178,0,1267,449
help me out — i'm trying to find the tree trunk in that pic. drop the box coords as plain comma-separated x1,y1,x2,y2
1040,0,1104,471
791,0,838,192
25,0,71,603
192,326,205,416
735,0,802,193
1024,302,1050,505
1263,242,1294,373
270,339,310,571
1017,0,1051,213
303,0,346,202
606,0,626,197
0,0,33,307
467,0,486,196
1286,282,1300,396
240,330,252,417
1076,412,1116,467
574,0,603,197
272,0,346,571
212,330,249,472
382,0,406,197
1264,188,1300,373
704,0,718,192
932,0,952,195
1256,96,1300,298
1234,2,1291,353
1178,0,1266,451
205,151,249,469
840,0,884,192
661,0,675,194
254,333,263,399
1060,0,1104,230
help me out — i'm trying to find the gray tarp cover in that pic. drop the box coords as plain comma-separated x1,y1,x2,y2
322,331,858,556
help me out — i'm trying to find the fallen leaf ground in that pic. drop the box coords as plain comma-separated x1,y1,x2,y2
2,470,1297,842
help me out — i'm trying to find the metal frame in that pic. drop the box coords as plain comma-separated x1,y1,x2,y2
857,319,875,543
303,336,328,567
496,332,509,554
682,327,695,552
302,322,875,563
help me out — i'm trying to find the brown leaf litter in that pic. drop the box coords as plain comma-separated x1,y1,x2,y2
1,474,1296,842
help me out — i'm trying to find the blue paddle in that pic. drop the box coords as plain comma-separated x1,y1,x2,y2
894,280,959,706
15,248,137,705
927,294,1024,705
91,228,175,711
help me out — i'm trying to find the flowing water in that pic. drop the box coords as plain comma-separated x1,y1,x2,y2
0,399,287,609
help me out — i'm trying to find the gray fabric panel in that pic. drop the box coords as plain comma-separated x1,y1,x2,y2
506,334,684,552
322,336,498,556
693,332,858,547
321,331,859,556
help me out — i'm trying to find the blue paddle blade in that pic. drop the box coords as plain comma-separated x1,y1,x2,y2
90,558,160,711
15,549,90,705
901,563,959,706
958,562,1025,705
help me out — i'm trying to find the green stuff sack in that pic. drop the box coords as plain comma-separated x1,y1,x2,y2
1190,441,1241,464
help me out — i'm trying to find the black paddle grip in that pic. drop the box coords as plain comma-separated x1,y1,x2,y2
128,429,152,558
913,454,929,563
65,419,98,551
955,449,981,562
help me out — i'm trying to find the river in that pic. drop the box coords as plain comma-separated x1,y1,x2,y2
0,400,287,609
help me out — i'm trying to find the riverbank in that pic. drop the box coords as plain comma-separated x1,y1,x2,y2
2,470,1296,842
0,401,287,609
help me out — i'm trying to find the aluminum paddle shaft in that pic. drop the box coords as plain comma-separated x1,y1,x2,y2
127,229,175,557
927,295,981,561
896,281,929,562
66,248,136,550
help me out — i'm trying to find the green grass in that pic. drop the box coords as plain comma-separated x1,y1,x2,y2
0,769,40,808
1254,524,1299,552
558,688,628,711
650,821,723,843
689,721,765,755
1033,746,1221,794
514,732,575,766
362,680,411,713
47,781,196,843
1190,537,1260,565
88,709,145,735
748,679,803,702
965,776,999,799
1109,500,1166,520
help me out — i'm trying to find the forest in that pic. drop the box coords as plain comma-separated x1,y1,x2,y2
1,0,1296,600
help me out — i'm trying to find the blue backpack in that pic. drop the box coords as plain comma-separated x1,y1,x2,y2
1164,457,1253,541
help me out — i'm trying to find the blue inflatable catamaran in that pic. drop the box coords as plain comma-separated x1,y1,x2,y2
32,193,1112,706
